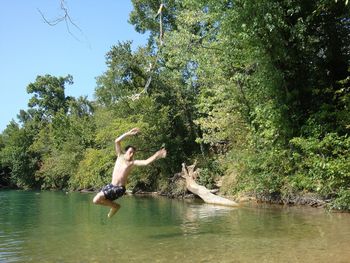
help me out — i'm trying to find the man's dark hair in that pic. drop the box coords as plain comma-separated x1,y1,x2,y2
125,145,136,152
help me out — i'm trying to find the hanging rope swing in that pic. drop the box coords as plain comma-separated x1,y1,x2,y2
128,3,165,101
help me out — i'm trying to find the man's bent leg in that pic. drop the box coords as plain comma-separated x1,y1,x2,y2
93,192,106,204
107,203,121,218
93,191,121,218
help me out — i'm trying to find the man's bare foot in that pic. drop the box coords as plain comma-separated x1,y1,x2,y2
107,206,120,218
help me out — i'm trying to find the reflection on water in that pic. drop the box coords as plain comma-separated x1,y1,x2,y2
0,190,350,263
179,203,236,237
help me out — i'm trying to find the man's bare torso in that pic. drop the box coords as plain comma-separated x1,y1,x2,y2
111,154,133,186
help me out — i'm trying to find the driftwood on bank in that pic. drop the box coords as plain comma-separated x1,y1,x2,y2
181,163,239,207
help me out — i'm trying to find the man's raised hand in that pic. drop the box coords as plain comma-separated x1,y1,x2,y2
128,128,140,136
157,148,167,159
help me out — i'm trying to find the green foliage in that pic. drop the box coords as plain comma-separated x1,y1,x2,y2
1,0,349,210
70,148,113,190
0,74,96,190
196,158,224,189
26,74,73,121
290,133,350,202
330,189,350,211
36,149,79,189
0,122,38,188
231,147,292,197
130,0,178,35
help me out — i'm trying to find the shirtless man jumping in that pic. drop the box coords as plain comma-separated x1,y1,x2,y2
92,128,167,218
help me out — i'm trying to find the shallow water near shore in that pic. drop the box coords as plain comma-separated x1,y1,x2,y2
1,190,350,263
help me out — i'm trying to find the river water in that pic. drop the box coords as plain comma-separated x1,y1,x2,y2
0,190,349,262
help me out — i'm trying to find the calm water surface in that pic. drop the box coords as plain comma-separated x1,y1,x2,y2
0,190,350,263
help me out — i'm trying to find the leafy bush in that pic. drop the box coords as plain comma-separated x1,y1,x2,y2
290,133,350,208
70,148,114,190
197,158,224,189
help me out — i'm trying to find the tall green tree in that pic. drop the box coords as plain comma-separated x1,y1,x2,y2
26,74,74,121
0,122,39,188
128,0,350,208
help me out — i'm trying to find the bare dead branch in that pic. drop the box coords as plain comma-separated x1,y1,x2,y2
37,0,88,44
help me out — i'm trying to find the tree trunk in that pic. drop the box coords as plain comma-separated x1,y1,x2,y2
181,163,239,207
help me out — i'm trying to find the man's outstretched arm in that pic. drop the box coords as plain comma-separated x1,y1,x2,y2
115,128,139,156
133,148,167,166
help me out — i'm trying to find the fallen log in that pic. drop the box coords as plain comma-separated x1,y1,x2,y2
181,163,239,207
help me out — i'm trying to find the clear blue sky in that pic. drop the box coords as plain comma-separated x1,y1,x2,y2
0,0,148,132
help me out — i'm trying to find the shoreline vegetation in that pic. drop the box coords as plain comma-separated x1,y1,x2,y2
1,1,349,211
81,188,330,210
0,183,329,211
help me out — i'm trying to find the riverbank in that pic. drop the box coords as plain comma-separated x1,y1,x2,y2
127,189,329,210
234,191,327,208
0,184,336,211
146,189,333,210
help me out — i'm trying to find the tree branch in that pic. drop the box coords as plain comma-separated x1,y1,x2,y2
37,0,86,43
